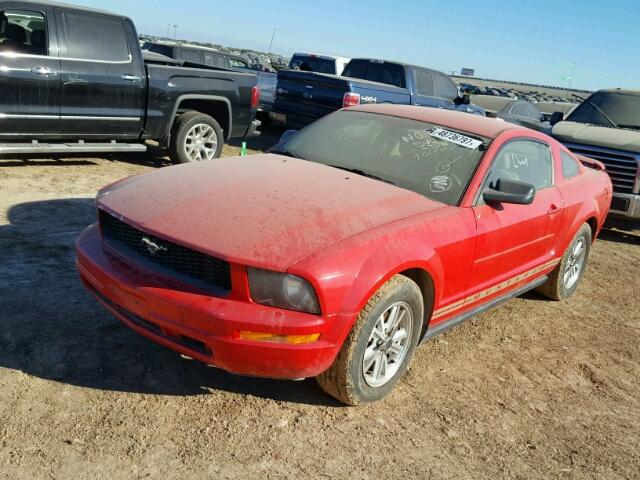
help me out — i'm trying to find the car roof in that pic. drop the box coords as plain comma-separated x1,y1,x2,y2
349,104,526,139
14,0,120,17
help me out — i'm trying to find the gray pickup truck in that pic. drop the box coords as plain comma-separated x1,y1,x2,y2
0,1,260,164
552,89,640,219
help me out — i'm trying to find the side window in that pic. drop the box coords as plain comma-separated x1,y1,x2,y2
61,12,130,62
181,48,203,64
510,102,527,117
228,57,248,68
432,73,458,99
484,140,553,192
561,151,581,179
0,9,47,56
525,103,541,120
414,69,434,96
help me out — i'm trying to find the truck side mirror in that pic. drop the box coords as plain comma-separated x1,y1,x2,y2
549,111,564,126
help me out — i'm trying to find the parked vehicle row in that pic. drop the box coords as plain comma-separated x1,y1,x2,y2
275,58,485,128
0,2,260,164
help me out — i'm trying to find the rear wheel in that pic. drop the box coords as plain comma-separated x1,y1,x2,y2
536,223,592,300
169,111,224,164
316,275,423,405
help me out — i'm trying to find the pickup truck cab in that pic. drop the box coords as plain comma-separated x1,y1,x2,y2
552,89,640,219
142,41,276,113
0,1,260,163
288,52,350,75
275,58,484,128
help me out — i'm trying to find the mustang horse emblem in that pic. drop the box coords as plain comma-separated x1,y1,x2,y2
141,237,167,256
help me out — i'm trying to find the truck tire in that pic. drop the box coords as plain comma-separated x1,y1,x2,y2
536,223,592,301
169,111,224,164
316,275,423,405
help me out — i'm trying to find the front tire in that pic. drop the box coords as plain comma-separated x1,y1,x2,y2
536,223,592,300
169,111,224,164
316,275,423,405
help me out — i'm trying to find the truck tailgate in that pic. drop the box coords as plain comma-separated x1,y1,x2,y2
275,70,349,120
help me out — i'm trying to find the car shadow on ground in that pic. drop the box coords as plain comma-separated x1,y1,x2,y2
599,218,640,246
228,124,283,153
0,198,339,407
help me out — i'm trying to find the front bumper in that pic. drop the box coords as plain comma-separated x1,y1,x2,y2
610,193,640,219
76,224,352,379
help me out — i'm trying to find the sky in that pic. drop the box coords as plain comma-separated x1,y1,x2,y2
74,0,639,91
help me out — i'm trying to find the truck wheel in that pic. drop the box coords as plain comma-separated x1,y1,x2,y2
536,223,592,301
169,111,224,164
316,275,423,405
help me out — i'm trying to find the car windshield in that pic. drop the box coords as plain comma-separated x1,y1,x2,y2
272,110,489,206
567,91,640,130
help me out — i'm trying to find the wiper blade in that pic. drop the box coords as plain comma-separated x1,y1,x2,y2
617,125,640,131
329,165,396,185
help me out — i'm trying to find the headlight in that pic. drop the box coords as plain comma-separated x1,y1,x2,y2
248,268,320,314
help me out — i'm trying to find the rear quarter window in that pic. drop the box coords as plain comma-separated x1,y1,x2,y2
561,151,581,179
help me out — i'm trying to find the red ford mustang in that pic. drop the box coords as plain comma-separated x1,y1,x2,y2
76,105,612,405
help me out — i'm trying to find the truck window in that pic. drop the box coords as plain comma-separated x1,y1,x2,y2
414,69,434,96
0,9,47,56
181,48,203,64
432,72,458,100
61,12,130,62
510,102,527,117
228,57,248,69
142,42,173,57
290,55,336,74
343,60,406,88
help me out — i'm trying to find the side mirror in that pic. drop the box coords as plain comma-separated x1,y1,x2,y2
279,129,298,144
549,111,564,126
483,178,536,205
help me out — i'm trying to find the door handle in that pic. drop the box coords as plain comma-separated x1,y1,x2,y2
31,66,55,76
120,74,142,81
547,204,561,216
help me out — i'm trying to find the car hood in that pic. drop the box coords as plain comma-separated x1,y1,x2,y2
552,121,640,154
97,154,445,270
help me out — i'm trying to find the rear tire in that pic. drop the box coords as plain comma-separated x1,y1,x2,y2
536,223,592,300
316,275,423,405
169,111,224,164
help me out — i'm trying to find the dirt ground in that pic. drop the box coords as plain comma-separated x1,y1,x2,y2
0,130,639,480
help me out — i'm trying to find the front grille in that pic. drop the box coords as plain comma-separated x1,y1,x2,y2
566,143,640,194
99,210,231,293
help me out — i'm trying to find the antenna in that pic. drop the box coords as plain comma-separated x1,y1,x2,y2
268,28,276,55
